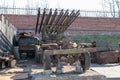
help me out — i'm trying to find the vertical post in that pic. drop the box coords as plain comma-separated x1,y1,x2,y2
56,58,63,74
75,60,83,73
13,46,20,60
43,55,52,74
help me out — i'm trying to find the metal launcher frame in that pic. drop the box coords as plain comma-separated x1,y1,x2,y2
35,8,80,42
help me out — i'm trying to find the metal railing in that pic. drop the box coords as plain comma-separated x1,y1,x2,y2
0,7,119,18
0,7,38,15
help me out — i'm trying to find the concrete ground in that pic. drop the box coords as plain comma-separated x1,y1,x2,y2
0,70,106,80
0,60,106,80
1,60,120,80
91,63,120,80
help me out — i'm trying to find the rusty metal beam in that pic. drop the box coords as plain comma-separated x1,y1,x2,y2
57,10,69,33
63,10,80,32
49,9,58,33
57,10,75,34
52,9,64,34
35,8,40,34
38,8,46,33
65,10,75,26
60,11,76,33
45,8,52,25
68,10,80,26
63,10,75,25
35,8,80,39
54,10,64,32
57,9,69,32
44,9,53,35
55,9,64,25
43,8,52,34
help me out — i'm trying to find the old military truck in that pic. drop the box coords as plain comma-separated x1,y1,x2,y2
14,32,40,59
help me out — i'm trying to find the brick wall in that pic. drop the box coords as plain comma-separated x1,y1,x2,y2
2,14,37,30
2,14,120,35
70,17,120,30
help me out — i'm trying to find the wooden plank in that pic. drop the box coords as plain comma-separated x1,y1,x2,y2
44,48,96,55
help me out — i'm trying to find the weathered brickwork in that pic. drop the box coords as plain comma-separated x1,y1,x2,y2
2,14,120,35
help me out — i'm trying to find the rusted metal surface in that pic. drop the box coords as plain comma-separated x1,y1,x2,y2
95,51,120,64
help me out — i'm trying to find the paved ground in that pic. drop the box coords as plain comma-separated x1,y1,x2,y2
0,60,106,80
1,60,120,80
91,63,120,80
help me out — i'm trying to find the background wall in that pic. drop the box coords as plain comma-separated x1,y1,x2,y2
2,14,120,35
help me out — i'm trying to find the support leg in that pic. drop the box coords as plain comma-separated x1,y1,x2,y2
75,60,83,73
43,55,52,74
56,58,63,74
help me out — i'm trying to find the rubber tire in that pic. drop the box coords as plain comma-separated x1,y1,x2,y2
79,52,91,72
